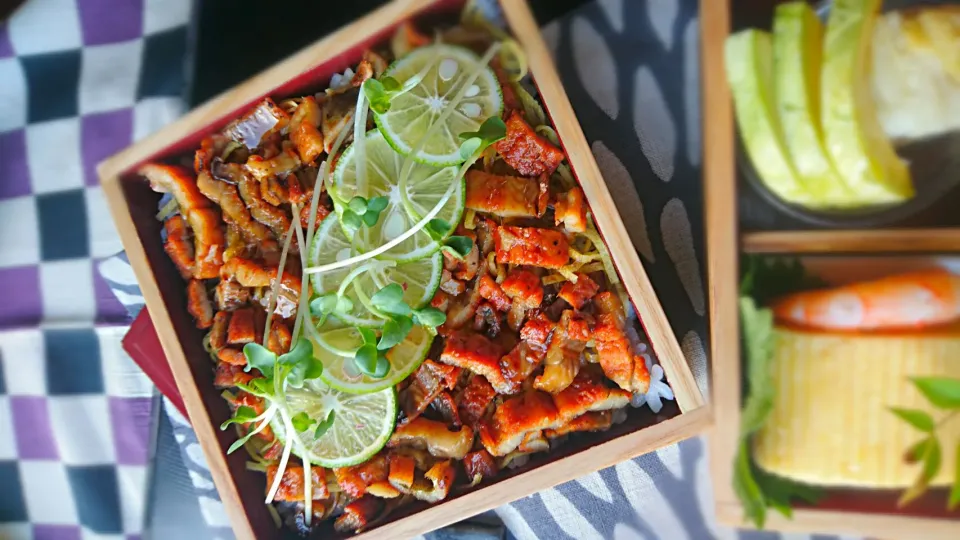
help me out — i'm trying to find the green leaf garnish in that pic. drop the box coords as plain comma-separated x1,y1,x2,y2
342,209,363,230
911,377,960,409
443,236,473,259
314,410,336,440
459,116,507,143
220,406,258,430
900,436,942,507
890,408,935,432
363,79,393,114
413,306,446,328
358,327,377,346
370,283,411,317
366,195,389,215
950,442,960,510
310,294,338,317
354,344,379,375
279,338,312,366
381,76,400,92
227,430,261,455
348,196,368,214
336,295,354,314
739,296,775,436
425,218,452,240
378,316,413,350
242,343,278,376
291,411,315,433
458,137,483,160
372,353,390,378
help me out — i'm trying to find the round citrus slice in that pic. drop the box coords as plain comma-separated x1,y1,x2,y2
375,43,504,166
332,130,463,262
272,378,396,468
316,323,434,394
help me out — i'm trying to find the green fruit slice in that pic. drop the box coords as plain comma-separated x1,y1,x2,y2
374,43,504,166
272,379,396,468
725,29,810,206
317,324,433,394
821,0,913,204
332,129,463,262
773,2,856,209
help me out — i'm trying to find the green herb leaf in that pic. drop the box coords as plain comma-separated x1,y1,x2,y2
314,410,336,439
890,408,936,432
739,256,826,305
279,338,312,366
732,441,767,529
220,406,258,430
444,236,473,259
458,137,482,160
371,353,390,378
348,196,368,214
378,316,413,350
460,116,507,143
362,209,381,227
363,79,392,114
291,412,315,433
310,294,338,316
425,218,452,240
358,327,377,346
354,344,379,375
900,436,942,507
342,209,363,230
370,283,411,317
242,343,278,376
366,195,389,215
950,442,960,510
227,429,261,455
905,438,930,464
381,76,400,92
336,295,354,314
911,377,960,409
413,307,446,328
739,296,776,436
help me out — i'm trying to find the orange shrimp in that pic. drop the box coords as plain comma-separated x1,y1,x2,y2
771,268,960,331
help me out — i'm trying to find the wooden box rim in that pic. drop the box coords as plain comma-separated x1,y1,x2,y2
99,1,710,538
702,0,960,538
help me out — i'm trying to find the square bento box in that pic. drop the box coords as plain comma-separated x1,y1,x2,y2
99,0,711,538
703,0,960,538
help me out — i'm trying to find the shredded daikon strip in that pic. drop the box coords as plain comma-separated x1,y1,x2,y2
555,163,576,190
155,198,179,221
498,38,527,82
535,125,560,146
262,220,296,343
580,222,619,287
569,247,601,263
246,461,268,472
463,209,477,230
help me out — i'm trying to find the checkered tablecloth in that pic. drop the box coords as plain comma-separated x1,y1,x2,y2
0,0,191,538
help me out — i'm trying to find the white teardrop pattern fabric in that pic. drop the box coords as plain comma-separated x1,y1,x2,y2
493,1,858,539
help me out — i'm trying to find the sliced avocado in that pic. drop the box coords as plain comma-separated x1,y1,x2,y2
773,2,856,208
821,0,914,204
726,29,810,206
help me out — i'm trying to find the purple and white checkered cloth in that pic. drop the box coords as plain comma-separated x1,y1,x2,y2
0,0,191,538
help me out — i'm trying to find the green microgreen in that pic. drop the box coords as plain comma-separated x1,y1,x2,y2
458,116,507,160
291,411,315,433
343,195,389,230
314,410,336,439
424,218,473,259
378,316,413,350
363,76,402,114
219,406,258,430
370,283,411,317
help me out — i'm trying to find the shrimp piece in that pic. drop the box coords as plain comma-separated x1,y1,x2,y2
771,268,960,331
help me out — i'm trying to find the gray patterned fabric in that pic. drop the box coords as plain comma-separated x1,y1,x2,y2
95,0,865,538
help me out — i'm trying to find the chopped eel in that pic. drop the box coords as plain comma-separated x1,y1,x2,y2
520,314,554,349
186,279,214,328
140,164,224,278
490,57,521,112
223,224,248,262
478,390,561,456
208,311,230,350
334,495,384,533
163,215,195,279
462,449,498,485
443,230,480,281
439,269,466,296
213,362,254,388
401,360,461,422
495,110,565,177
477,274,511,312
245,148,302,184
219,258,301,319
226,307,256,345
442,284,482,331
223,98,289,150
266,319,292,355
431,391,461,427
533,310,590,394
288,96,324,164
439,331,512,393
552,370,631,423
387,452,416,490
457,375,497,430
197,167,278,252
593,292,650,393
473,302,503,336
217,347,246,366
321,87,361,154
502,269,544,331
265,463,329,502
558,272,599,310
465,170,541,218
387,459,456,504
554,187,588,233
544,410,613,438
494,226,569,269
214,279,249,311
298,193,331,231
431,290,451,312
365,481,401,499
387,417,474,460
364,50,389,78
517,431,549,454
236,168,291,238
334,452,388,498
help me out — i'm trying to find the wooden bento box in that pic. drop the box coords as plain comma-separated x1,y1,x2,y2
99,0,710,538
703,0,960,538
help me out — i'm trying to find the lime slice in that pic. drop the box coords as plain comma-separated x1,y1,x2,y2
375,44,504,166
273,378,396,468
332,130,464,262
821,0,913,204
772,2,856,209
317,324,434,394
308,213,443,326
